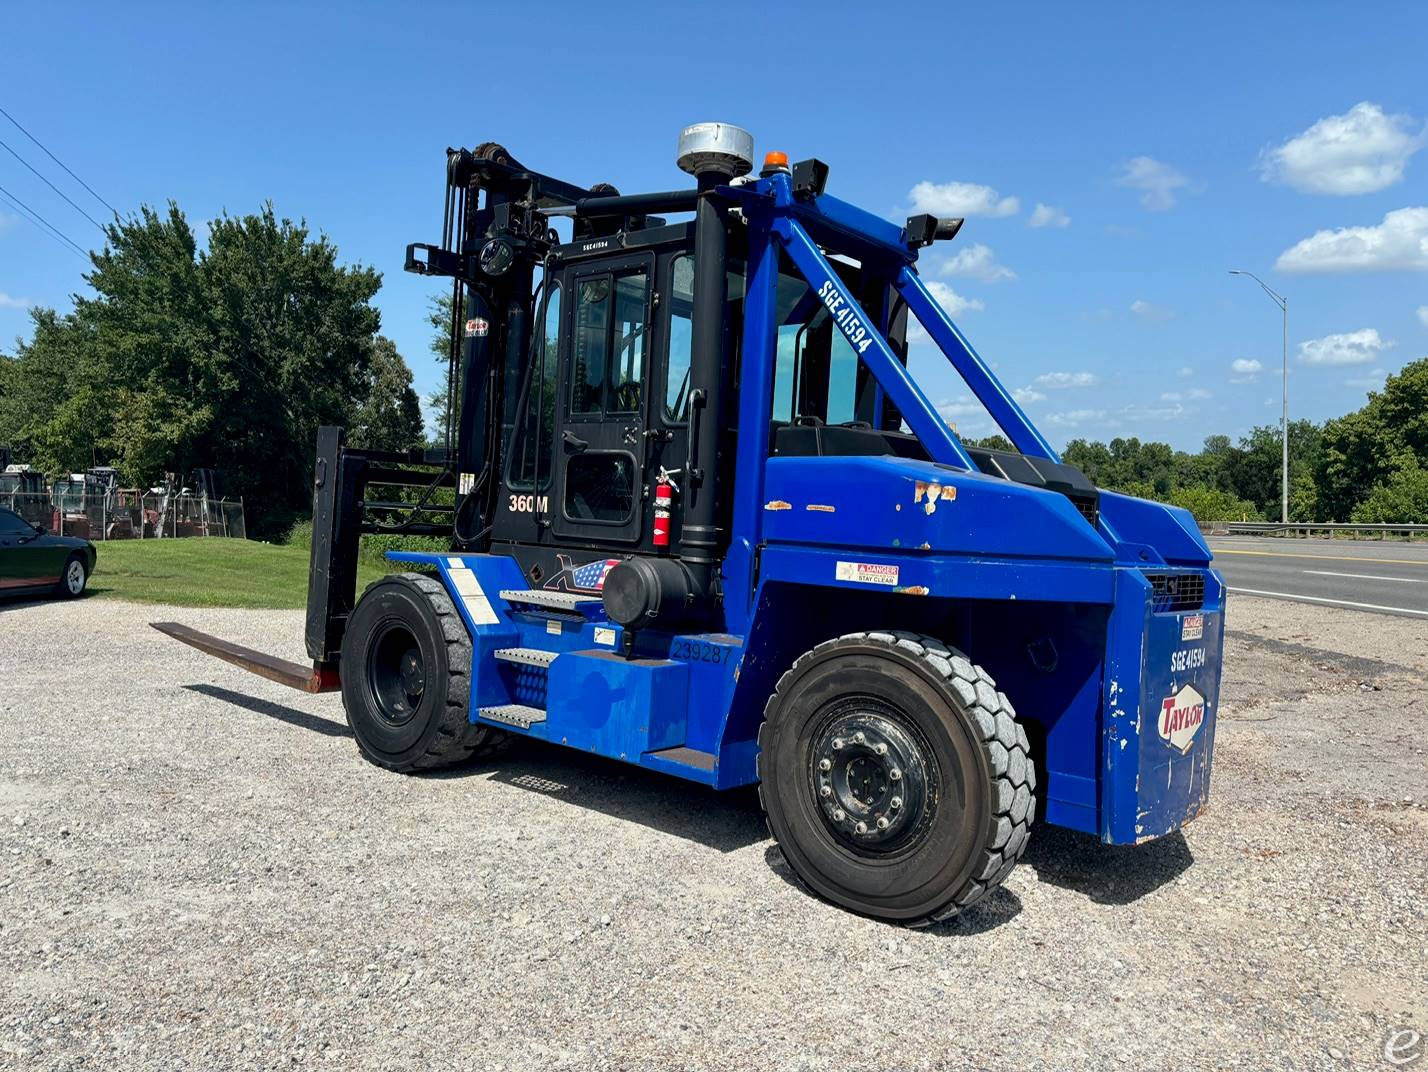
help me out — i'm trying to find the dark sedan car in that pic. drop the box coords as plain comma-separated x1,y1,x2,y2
0,507,96,599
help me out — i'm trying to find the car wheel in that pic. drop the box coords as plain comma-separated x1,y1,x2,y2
56,554,88,599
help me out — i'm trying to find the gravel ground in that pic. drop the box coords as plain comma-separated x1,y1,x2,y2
1,594,1425,1071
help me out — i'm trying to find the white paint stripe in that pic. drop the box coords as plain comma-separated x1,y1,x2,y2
1229,587,1428,618
1302,569,1423,583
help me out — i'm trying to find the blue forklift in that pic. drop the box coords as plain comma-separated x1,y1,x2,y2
157,124,1225,925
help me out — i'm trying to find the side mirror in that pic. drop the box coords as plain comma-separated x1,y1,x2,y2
31,523,47,536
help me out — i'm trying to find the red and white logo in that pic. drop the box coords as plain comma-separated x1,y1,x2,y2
464,317,489,337
1158,684,1205,754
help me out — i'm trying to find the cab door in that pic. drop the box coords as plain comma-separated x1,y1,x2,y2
551,252,654,545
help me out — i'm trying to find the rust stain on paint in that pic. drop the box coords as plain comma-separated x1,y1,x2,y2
764,500,792,511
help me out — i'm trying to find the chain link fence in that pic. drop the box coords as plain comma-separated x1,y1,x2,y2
1,490,246,541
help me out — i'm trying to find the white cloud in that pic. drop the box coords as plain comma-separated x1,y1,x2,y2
1123,402,1197,422
936,396,985,419
1230,358,1263,383
1160,388,1212,402
940,243,1016,282
1130,298,1175,322
1345,367,1387,390
1033,371,1098,389
1276,206,1428,273
908,180,1019,218
908,281,983,343
1418,305,1428,329
1115,156,1192,210
1298,327,1392,366
1013,387,1047,404
924,280,983,317
1178,366,1195,378
1044,409,1108,426
1027,203,1070,229
1258,102,1426,196
0,291,32,310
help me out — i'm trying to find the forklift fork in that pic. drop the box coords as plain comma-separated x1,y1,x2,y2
150,426,456,691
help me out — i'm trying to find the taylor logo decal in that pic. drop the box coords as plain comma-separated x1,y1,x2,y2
1181,613,1204,641
464,317,489,337
1158,684,1205,754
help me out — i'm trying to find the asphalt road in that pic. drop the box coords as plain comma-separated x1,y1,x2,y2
1207,535,1428,620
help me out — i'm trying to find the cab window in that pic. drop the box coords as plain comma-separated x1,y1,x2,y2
772,262,875,426
570,269,648,418
507,282,562,490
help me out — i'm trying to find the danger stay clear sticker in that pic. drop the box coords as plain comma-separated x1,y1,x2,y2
835,561,900,587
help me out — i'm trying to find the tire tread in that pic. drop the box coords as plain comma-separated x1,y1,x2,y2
758,630,1035,926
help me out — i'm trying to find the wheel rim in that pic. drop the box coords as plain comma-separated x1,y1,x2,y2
366,622,425,727
809,704,935,854
66,560,85,594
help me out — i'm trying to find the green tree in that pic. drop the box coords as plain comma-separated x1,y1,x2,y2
1168,485,1263,524
1223,420,1322,519
963,433,1015,452
348,335,424,452
0,202,382,538
426,288,459,447
1318,359,1428,521
1350,459,1428,523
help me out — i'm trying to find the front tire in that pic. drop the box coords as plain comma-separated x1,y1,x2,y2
757,631,1035,925
55,554,88,599
341,573,504,772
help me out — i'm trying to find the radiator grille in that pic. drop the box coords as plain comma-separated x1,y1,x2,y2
1144,571,1205,612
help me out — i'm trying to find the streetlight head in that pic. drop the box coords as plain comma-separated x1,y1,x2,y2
1228,269,1244,276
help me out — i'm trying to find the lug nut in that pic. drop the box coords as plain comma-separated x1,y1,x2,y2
833,808,846,822
889,768,902,781
820,785,832,798
832,737,845,750
877,816,890,830
818,758,832,772
875,743,888,756
891,796,903,809
854,731,866,744
854,821,868,834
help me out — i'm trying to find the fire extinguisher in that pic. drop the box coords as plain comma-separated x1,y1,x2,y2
653,468,678,550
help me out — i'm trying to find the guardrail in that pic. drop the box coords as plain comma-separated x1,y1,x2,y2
1203,521,1428,540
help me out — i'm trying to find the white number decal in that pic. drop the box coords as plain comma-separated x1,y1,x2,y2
507,494,548,514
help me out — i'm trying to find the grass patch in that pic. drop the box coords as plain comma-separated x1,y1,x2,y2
90,538,387,609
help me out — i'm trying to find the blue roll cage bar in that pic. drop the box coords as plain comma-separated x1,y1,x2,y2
720,168,1125,632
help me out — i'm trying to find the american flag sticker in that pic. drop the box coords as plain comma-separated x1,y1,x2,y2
570,558,620,591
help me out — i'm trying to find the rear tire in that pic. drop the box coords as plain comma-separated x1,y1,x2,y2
757,631,1035,925
55,553,88,599
341,572,505,772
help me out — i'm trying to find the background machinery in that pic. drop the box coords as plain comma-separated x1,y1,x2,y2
157,124,1225,924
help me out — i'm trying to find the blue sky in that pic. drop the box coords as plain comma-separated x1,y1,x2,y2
2,2,1425,452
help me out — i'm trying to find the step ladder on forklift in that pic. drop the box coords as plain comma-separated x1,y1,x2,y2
483,589,592,728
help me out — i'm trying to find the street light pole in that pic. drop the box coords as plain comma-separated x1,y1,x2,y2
1230,270,1289,524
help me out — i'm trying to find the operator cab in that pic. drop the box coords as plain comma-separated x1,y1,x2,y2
488,222,915,589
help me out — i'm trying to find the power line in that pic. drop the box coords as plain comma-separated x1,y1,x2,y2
0,135,108,233
0,104,117,215
0,181,89,258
